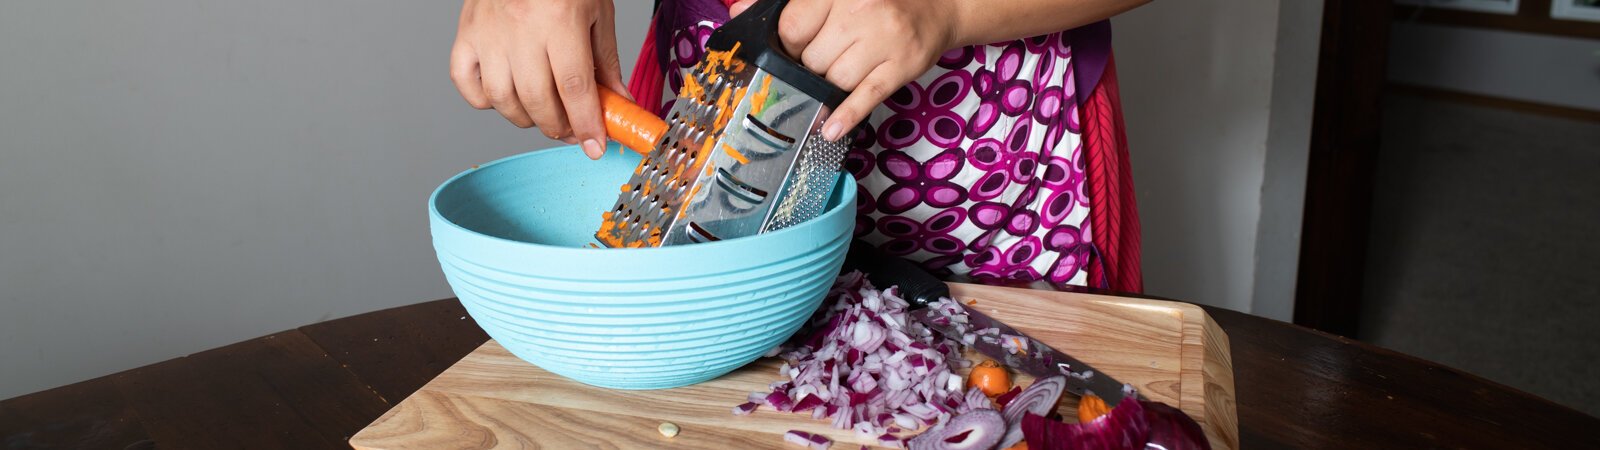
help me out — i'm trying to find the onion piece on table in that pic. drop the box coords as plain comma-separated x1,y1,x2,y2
783,430,833,450
733,402,760,416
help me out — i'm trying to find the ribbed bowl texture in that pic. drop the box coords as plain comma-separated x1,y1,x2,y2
429,143,855,389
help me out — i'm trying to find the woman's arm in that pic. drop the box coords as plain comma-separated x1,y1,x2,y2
948,0,1149,47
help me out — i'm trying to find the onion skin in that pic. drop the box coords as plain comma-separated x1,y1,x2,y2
1140,400,1211,450
994,386,1023,409
1020,394,1150,450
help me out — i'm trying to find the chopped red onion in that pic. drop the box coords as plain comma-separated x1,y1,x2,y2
733,402,760,416
958,387,991,414
767,391,796,412
742,272,978,446
784,430,833,450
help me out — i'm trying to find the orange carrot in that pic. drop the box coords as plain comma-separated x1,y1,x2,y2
722,143,750,165
599,87,667,155
1078,394,1113,423
967,359,1012,397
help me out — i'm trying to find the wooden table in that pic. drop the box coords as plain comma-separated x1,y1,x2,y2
4,295,1597,449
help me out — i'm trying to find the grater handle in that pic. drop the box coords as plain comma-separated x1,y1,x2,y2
599,86,667,155
709,0,848,108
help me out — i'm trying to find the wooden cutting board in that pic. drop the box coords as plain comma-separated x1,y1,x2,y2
351,283,1238,449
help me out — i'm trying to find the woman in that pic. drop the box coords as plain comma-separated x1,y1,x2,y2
449,0,1146,292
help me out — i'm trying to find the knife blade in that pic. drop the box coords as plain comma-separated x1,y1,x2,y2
843,240,1131,405
909,306,1130,405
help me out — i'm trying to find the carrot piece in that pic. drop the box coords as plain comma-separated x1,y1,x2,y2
1077,394,1113,423
750,75,773,116
966,359,1012,397
722,143,750,165
599,87,667,155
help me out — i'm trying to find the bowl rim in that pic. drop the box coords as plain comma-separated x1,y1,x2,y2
429,143,857,257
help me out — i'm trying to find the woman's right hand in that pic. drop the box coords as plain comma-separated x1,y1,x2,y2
450,0,629,160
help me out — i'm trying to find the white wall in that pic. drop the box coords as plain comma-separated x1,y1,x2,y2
1388,22,1600,111
0,0,1323,399
0,0,651,399
1253,0,1325,322
1113,0,1321,316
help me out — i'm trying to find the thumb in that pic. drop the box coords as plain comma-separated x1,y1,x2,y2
729,0,756,17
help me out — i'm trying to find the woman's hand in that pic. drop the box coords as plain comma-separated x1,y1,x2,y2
731,0,961,142
450,0,628,159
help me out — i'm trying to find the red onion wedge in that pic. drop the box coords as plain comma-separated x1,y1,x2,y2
784,430,833,450
905,409,1005,450
1141,399,1211,450
1020,390,1150,450
998,376,1066,448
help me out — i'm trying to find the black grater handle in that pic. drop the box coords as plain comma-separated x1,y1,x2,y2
843,239,951,310
706,0,849,108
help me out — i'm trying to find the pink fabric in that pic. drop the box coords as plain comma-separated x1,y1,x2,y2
1081,55,1142,293
626,17,665,116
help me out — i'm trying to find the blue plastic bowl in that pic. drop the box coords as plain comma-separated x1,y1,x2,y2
429,143,855,389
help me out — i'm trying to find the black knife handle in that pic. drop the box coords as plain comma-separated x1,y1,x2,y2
843,240,950,309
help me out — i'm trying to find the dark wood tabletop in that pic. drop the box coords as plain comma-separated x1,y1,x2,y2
4,295,1596,449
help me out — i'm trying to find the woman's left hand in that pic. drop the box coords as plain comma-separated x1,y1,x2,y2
730,0,961,142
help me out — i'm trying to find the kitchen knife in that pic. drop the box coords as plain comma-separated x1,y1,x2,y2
843,240,1131,405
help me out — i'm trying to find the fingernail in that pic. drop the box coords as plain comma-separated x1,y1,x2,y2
823,121,845,142
582,139,603,160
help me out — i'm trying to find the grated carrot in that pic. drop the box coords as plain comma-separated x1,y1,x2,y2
722,143,750,165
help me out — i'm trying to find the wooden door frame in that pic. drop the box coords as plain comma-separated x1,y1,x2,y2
1292,0,1393,337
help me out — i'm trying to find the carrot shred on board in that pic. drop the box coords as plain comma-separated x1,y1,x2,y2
967,299,978,306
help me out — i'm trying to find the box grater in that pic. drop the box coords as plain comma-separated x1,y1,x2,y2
595,0,851,248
